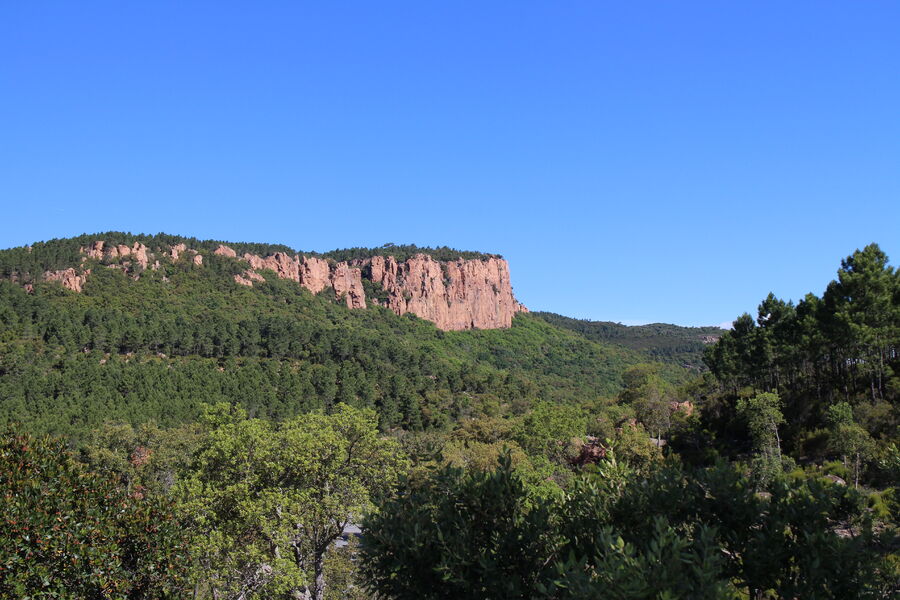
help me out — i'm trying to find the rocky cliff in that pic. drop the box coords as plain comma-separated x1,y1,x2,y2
28,240,527,331
218,245,527,328
359,254,526,330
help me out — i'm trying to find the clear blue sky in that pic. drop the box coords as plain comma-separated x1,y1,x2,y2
2,2,898,327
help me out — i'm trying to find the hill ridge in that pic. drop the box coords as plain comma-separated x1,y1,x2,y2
0,233,521,331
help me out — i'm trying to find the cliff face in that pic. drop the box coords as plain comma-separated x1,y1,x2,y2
360,254,527,330
237,250,367,309
32,240,526,331
230,249,526,329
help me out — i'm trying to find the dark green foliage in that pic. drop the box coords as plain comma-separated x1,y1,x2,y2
549,517,734,599
360,454,558,600
559,461,884,599
0,429,192,599
363,456,891,599
321,242,499,263
535,311,723,370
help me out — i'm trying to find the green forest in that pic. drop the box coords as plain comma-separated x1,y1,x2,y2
1,235,898,599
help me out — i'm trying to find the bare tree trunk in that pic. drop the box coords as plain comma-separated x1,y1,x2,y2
312,551,326,600
772,420,782,462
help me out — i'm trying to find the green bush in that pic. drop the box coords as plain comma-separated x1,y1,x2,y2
823,460,851,480
0,429,192,599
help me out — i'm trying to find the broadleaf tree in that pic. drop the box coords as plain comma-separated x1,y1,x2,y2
177,403,408,600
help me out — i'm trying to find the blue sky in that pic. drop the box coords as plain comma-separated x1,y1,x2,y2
2,2,898,327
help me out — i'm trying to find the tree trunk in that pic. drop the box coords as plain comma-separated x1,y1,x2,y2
772,421,782,462
312,551,326,600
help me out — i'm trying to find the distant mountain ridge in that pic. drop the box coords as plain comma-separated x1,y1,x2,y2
533,312,723,370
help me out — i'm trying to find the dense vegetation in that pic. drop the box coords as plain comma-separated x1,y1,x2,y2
0,430,192,598
1,235,897,598
535,311,723,370
363,454,892,599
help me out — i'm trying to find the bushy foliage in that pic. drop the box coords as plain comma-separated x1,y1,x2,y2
0,429,192,599
363,455,892,599
360,453,558,600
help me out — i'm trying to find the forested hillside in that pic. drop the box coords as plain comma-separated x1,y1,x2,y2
0,233,673,439
534,311,723,370
1,236,897,599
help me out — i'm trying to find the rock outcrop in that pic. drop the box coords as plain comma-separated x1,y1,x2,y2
669,400,694,416
43,268,90,292
170,243,186,261
330,262,366,309
234,270,266,287
206,245,524,328
83,241,151,269
220,247,524,329
299,257,332,294
214,245,237,258
171,243,203,265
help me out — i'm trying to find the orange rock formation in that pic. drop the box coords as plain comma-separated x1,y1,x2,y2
43,268,90,292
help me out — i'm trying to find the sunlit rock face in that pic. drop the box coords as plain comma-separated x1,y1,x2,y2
358,254,527,330
220,246,526,329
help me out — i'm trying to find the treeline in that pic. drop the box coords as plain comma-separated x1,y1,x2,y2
703,243,899,451
321,242,500,263
0,231,296,279
0,232,500,281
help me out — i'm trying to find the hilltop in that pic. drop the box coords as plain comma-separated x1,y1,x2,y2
1,232,523,331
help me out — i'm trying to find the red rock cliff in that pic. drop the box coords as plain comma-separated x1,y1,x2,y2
34,240,526,331
360,254,526,330
223,246,526,329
